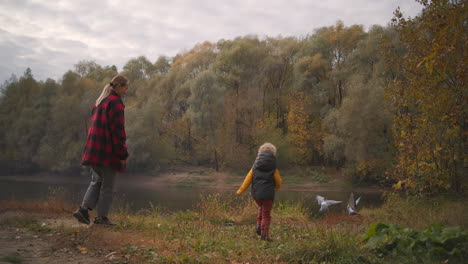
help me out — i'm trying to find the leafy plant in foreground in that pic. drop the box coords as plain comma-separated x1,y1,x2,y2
364,222,467,262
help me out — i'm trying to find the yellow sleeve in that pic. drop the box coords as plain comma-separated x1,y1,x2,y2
236,169,253,195
274,169,282,191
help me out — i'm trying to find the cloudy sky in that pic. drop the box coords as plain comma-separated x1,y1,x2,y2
0,0,423,84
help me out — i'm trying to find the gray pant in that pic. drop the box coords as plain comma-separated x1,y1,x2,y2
82,166,116,217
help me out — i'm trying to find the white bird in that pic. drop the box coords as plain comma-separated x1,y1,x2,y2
316,195,342,213
347,192,361,215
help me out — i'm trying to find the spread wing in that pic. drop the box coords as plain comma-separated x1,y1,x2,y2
320,203,330,212
355,197,361,206
348,192,356,210
325,200,342,205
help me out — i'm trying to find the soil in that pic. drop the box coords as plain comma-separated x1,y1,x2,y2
0,220,104,264
0,212,138,264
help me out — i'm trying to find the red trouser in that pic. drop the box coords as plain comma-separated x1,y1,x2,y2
255,200,273,236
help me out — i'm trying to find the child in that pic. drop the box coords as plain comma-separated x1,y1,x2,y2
236,142,282,242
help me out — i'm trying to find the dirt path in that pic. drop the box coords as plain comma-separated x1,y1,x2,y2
0,226,103,264
0,212,138,264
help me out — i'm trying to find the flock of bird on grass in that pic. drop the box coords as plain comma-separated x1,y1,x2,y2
316,192,361,215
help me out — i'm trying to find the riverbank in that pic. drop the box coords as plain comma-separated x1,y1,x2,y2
0,193,467,263
0,165,379,192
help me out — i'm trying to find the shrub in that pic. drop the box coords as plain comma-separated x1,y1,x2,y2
364,222,468,263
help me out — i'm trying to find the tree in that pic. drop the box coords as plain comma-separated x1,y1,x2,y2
302,21,365,106
74,60,104,81
123,56,155,82
386,0,467,194
0,69,51,172
287,91,324,164
187,70,225,170
322,26,397,182
154,56,171,74
35,72,99,172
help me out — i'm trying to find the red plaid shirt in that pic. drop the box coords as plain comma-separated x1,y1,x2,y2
81,91,129,172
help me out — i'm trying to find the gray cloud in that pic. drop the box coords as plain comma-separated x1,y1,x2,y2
0,0,423,83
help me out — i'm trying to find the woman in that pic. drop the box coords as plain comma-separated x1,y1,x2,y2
73,74,129,226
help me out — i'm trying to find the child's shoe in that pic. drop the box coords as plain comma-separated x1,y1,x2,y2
261,235,273,242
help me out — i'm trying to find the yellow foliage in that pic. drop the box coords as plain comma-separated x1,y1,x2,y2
386,0,466,195
286,91,324,164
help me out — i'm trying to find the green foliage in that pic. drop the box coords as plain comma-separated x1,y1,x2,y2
306,167,330,183
322,25,395,183
364,223,468,262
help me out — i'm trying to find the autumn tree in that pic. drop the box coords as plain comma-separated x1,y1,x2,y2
286,91,325,164
386,0,467,194
215,37,268,146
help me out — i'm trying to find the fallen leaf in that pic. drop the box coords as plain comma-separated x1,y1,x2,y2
78,247,88,254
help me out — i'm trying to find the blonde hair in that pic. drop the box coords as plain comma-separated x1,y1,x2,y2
258,142,277,156
95,74,129,106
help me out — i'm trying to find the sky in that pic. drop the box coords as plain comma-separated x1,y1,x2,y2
0,0,423,84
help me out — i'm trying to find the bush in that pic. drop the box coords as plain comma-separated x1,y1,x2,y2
364,222,468,263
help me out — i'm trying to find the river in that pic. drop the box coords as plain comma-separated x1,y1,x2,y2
0,175,384,215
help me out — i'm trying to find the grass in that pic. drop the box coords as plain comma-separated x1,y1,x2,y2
0,186,73,213
0,254,24,264
363,192,468,229
224,176,241,184
175,176,216,188
101,194,378,263
0,216,54,233
283,167,331,185
0,190,466,263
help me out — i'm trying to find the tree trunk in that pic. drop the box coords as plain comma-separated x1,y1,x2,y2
214,148,219,172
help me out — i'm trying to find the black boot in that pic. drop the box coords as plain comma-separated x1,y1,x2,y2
256,224,261,236
261,227,273,242
261,235,273,242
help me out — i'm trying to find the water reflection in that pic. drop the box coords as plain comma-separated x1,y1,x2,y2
0,179,383,214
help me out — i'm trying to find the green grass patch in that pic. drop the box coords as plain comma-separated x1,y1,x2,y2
198,178,215,183
364,192,468,229
224,176,241,184
175,176,215,187
188,170,206,175
282,167,330,185
0,216,53,233
306,167,330,183
175,177,196,188
0,254,24,264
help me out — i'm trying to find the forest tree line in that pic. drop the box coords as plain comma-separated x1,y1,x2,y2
0,0,465,195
